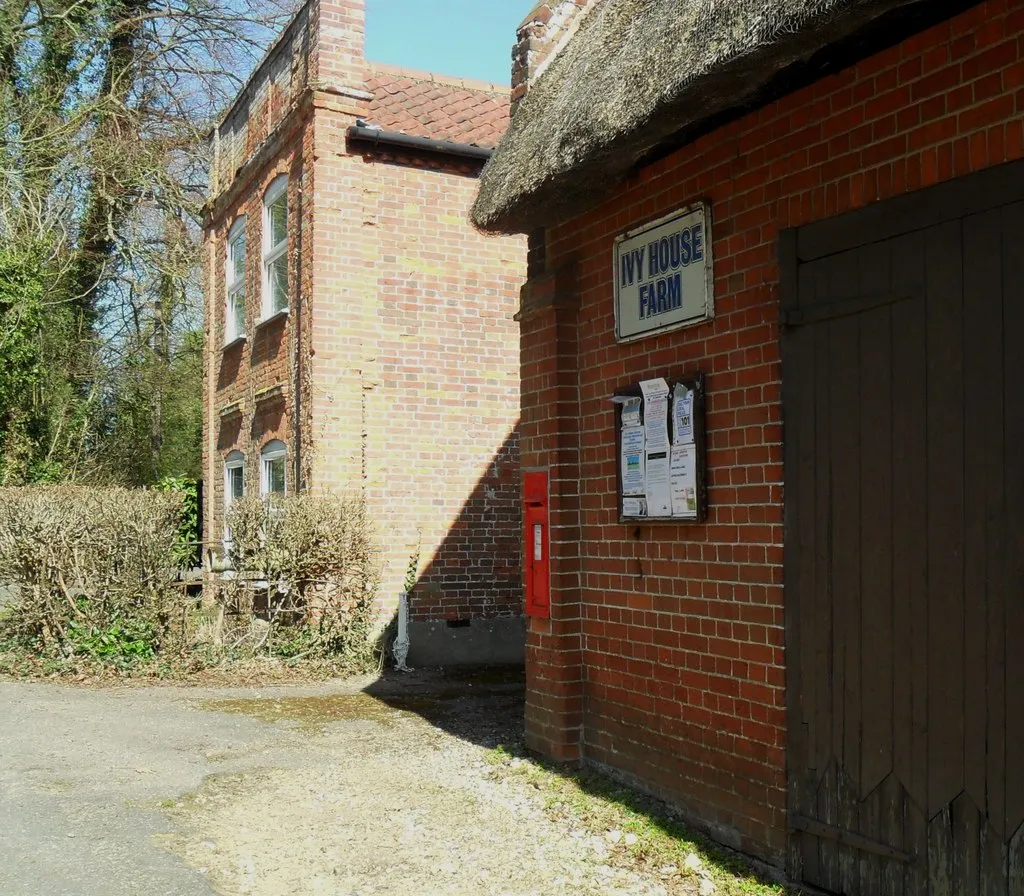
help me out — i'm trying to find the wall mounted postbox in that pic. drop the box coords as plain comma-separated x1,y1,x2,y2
523,471,550,619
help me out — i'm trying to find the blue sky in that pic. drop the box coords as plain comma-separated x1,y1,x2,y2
365,1,532,85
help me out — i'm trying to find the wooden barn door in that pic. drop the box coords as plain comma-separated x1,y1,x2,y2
781,178,1024,895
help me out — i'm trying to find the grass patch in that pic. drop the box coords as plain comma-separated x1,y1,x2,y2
0,638,381,686
0,601,382,685
486,745,800,896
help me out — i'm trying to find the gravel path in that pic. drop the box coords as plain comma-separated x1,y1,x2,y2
0,671,667,896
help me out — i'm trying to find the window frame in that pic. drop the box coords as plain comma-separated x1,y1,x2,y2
261,175,289,319
223,450,245,545
225,217,247,344
260,439,287,498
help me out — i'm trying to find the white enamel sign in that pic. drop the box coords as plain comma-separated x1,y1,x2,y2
613,203,714,341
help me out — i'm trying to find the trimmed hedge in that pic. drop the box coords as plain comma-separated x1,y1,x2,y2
0,486,187,661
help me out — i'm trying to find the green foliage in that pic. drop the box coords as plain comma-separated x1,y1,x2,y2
100,329,204,486
0,2,289,490
0,247,90,487
0,250,45,416
403,537,421,594
268,626,322,660
159,475,200,567
66,616,156,663
0,241,203,486
156,331,204,481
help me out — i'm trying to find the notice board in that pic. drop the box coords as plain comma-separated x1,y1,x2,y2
614,373,707,523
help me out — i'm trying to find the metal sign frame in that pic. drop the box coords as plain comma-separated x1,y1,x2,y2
612,201,715,343
614,371,708,524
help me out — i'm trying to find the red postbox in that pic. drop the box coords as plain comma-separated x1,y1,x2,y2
523,471,550,619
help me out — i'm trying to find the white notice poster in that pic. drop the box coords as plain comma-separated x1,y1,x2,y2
670,443,698,519
621,425,646,496
639,378,670,452
622,496,647,518
672,384,695,445
645,450,672,517
621,397,642,427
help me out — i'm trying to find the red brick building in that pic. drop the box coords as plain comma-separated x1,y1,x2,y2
203,0,527,663
474,0,1024,890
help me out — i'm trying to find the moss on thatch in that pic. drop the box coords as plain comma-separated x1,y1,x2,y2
471,0,929,234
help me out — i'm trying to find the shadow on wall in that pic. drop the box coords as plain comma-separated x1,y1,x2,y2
380,423,525,668
217,341,244,390
250,394,285,443
217,413,242,452
250,313,286,368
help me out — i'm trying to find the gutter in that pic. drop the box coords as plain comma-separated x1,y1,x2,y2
346,124,493,161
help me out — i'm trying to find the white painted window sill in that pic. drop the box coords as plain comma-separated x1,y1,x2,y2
223,334,247,350
255,308,289,328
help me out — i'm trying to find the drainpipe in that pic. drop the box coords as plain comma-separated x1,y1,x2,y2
204,223,218,572
392,591,412,672
293,172,303,492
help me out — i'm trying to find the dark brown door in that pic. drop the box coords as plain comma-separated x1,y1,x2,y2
782,182,1024,894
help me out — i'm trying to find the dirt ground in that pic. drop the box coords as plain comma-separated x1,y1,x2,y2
0,669,677,896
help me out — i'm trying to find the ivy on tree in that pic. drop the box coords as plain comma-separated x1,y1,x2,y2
0,0,296,485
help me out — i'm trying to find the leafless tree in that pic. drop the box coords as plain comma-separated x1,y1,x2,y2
0,0,299,483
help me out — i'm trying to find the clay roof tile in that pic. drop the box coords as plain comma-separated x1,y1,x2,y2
365,64,511,148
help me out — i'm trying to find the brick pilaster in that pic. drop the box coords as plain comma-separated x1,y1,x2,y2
511,1,594,113
312,0,368,94
519,257,583,762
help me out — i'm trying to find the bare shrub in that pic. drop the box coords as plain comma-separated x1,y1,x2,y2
0,487,382,677
0,486,188,662
222,493,381,670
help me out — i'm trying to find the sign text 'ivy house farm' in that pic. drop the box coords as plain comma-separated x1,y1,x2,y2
613,203,714,341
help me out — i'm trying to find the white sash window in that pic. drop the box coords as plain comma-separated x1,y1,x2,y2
226,218,246,342
262,176,289,317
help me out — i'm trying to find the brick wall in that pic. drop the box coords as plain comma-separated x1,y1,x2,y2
211,2,315,196
361,155,522,621
205,0,527,630
520,0,1024,863
204,0,326,541
310,126,526,622
313,0,368,91
203,117,312,542
512,0,594,110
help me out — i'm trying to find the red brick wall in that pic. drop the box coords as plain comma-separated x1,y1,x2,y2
314,0,368,90
521,0,1024,863
205,0,527,629
310,122,526,622
204,0,326,543
212,2,315,196
512,0,594,109
203,116,312,542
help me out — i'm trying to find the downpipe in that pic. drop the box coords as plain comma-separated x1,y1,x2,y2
392,591,413,672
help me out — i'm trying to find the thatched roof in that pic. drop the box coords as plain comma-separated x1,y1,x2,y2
471,0,937,233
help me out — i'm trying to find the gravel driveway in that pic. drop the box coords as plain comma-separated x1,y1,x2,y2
0,670,666,896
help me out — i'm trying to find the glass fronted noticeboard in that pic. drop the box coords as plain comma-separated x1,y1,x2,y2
613,373,707,523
